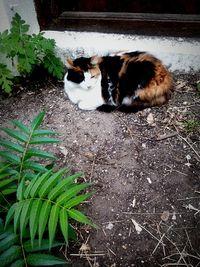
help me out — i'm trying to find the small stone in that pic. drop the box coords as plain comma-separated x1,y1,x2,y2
161,210,170,222
147,113,154,125
106,222,114,230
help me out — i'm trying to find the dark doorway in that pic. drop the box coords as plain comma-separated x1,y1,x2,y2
34,0,200,37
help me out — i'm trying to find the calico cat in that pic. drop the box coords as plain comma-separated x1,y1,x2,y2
64,51,173,112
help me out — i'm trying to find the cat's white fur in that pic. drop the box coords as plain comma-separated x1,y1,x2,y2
64,71,105,110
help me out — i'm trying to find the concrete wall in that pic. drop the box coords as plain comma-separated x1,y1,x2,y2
44,31,200,73
0,0,39,74
0,0,39,33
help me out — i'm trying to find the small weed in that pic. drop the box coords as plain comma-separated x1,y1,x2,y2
184,119,200,132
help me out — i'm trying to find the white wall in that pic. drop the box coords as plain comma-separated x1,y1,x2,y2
0,0,39,33
0,0,39,73
44,31,200,73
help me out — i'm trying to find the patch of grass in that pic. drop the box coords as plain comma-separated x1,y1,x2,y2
183,119,200,132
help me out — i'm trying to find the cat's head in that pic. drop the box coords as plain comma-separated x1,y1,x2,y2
65,56,102,89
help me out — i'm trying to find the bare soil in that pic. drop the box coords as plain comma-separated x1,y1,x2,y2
0,71,200,267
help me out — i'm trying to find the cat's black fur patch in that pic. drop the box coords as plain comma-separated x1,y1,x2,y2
67,69,84,84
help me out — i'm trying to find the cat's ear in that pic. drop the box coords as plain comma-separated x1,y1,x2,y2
66,58,74,69
90,56,102,66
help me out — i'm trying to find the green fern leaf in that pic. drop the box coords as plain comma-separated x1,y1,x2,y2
0,163,11,172
0,128,27,143
20,199,32,239
0,140,24,153
26,149,56,160
0,177,16,189
29,199,42,247
0,245,22,267
56,183,92,205
0,227,13,240
23,173,40,198
12,120,30,134
0,151,21,164
29,136,60,145
38,168,66,198
38,200,51,247
29,170,52,198
48,172,81,201
48,204,60,249
14,202,23,233
59,208,68,244
32,129,58,137
31,112,45,131
24,239,63,252
23,161,48,173
5,203,16,227
0,232,18,253
65,193,93,209
10,259,25,267
0,172,11,180
27,253,66,266
68,209,96,227
16,178,25,201
2,187,17,195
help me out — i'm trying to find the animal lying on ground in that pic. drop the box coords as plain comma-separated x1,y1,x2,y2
64,51,173,112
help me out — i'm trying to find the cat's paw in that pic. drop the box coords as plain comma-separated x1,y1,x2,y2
78,101,97,110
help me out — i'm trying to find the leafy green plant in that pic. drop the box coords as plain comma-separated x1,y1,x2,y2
0,13,64,94
0,224,66,267
184,119,200,133
0,112,96,266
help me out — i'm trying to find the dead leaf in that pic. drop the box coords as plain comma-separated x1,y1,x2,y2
60,146,68,156
79,243,91,253
147,113,154,125
161,210,170,222
106,222,114,230
131,219,142,234
84,152,94,159
130,197,136,208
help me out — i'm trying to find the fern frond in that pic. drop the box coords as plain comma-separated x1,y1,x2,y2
0,140,24,153
0,245,22,267
0,225,66,266
26,253,66,266
0,128,28,143
0,112,59,183
12,120,30,134
31,112,45,131
5,169,95,249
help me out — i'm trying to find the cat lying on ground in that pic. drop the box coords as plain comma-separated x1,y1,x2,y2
64,51,173,112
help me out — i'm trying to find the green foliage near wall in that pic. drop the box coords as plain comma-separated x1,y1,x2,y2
0,13,64,94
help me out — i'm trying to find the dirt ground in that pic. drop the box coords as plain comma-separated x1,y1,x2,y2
0,71,200,267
